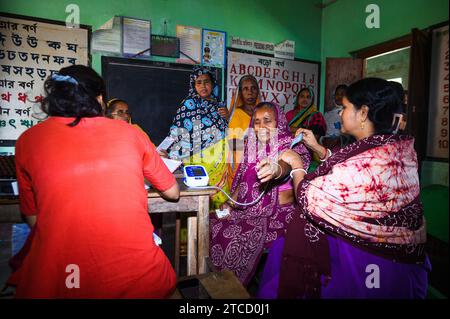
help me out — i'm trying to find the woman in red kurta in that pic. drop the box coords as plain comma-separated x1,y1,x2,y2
11,65,179,298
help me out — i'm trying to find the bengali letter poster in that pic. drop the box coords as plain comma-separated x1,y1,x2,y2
0,14,89,142
226,50,320,114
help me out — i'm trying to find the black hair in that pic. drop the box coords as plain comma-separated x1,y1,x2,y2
238,75,259,91
334,84,348,95
41,65,106,127
389,81,405,103
345,78,403,135
105,98,128,118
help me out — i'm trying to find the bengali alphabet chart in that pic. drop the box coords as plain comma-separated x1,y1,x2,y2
0,15,88,141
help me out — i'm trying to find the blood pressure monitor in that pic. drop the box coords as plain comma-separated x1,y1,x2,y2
183,165,209,187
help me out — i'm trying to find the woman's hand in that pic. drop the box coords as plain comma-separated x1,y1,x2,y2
295,128,328,160
218,107,230,120
280,149,307,196
279,149,303,169
255,158,280,183
295,128,319,150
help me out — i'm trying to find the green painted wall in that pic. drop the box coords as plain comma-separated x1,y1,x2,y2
321,0,448,58
320,0,449,110
320,0,449,187
1,0,447,106
0,0,323,74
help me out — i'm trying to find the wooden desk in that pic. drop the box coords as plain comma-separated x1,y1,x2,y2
0,199,21,223
171,270,250,299
148,182,214,276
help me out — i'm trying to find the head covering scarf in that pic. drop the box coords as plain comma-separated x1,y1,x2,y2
228,75,262,121
278,134,426,298
226,75,262,187
169,66,228,159
288,87,318,128
210,102,311,285
168,66,230,209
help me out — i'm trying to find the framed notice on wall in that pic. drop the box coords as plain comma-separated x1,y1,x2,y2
426,24,449,160
226,49,320,114
176,25,201,64
201,29,226,67
121,17,151,57
0,12,91,146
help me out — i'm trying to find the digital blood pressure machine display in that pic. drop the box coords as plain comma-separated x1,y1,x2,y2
183,165,209,187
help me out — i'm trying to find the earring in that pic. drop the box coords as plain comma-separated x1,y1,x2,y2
360,121,365,129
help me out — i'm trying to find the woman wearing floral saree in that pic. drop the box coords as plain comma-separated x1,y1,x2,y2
168,66,229,208
209,102,311,286
257,78,430,299
286,87,326,139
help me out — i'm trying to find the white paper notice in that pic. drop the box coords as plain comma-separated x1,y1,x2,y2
122,17,151,56
91,16,122,53
162,157,182,173
274,40,295,60
176,25,201,64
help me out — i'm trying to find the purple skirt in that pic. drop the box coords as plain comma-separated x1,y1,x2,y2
257,235,431,299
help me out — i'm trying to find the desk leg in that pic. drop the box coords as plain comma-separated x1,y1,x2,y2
187,216,197,276
197,195,210,274
175,215,180,276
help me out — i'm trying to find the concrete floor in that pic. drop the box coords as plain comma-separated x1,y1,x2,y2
0,220,446,299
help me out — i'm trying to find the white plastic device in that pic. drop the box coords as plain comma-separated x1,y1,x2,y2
183,165,209,187
215,208,230,219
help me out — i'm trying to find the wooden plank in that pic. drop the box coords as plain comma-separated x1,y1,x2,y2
148,196,199,213
174,215,181,276
350,34,412,59
200,270,250,299
172,270,250,299
148,188,214,198
161,212,176,269
197,195,210,274
187,216,197,276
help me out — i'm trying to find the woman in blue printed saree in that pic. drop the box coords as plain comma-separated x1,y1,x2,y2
168,66,229,208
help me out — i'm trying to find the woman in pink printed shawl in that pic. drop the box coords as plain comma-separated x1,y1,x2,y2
257,78,430,299
209,102,311,286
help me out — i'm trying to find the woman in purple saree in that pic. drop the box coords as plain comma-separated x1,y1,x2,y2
209,102,311,286
257,78,431,299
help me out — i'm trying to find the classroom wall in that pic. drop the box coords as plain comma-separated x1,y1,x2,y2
0,0,323,73
319,0,449,110
1,0,448,186
319,0,449,190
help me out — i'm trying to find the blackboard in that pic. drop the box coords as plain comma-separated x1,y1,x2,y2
102,57,222,146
